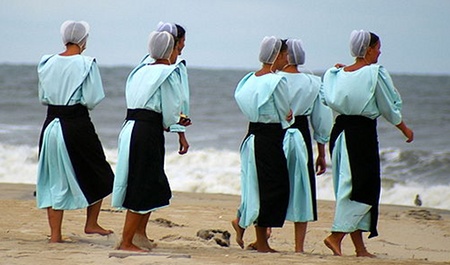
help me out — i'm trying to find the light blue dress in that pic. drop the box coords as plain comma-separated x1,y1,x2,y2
234,72,293,228
320,65,403,234
37,54,107,210
112,63,182,214
141,55,189,133
279,72,333,222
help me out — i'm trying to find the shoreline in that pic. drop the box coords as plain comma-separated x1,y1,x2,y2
1,183,449,264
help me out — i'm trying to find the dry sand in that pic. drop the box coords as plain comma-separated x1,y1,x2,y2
0,183,449,265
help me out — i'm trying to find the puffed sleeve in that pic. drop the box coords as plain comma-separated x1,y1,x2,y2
319,68,334,107
80,60,105,110
273,77,295,129
168,64,189,133
177,61,190,117
374,66,403,125
310,96,333,144
161,71,182,130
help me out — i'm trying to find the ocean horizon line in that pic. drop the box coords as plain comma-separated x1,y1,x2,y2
1,62,450,77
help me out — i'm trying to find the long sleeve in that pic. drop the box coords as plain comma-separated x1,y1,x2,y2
160,72,182,130
374,66,403,125
310,96,333,144
273,78,295,129
80,61,105,110
168,62,190,133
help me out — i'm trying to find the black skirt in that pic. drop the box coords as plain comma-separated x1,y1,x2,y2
122,109,172,211
245,122,289,227
39,104,114,204
290,115,317,221
329,115,380,238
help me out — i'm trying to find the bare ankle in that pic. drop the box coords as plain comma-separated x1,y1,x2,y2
356,248,376,258
324,235,343,256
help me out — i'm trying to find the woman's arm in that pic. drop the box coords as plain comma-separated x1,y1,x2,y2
396,121,414,143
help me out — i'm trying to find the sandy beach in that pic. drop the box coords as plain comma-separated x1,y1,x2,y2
0,183,449,265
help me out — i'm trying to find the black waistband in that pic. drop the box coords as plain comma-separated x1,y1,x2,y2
126,109,162,122
335,115,376,128
291,115,308,129
46,104,88,119
248,122,284,136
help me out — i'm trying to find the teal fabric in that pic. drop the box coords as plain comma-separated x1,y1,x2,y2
36,54,105,210
237,135,260,228
125,63,182,130
279,72,332,144
37,119,89,209
235,72,294,129
112,63,184,213
331,133,371,232
283,128,314,222
321,65,402,125
235,71,293,228
112,117,172,214
140,55,189,133
111,120,133,210
278,72,332,222
169,61,190,132
38,55,104,109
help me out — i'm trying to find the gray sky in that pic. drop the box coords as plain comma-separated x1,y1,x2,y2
1,0,448,74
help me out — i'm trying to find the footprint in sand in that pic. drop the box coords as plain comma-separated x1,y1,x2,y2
406,209,441,220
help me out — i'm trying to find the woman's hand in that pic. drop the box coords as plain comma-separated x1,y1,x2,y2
315,143,327,175
402,127,414,143
396,121,414,143
315,156,326,175
286,109,293,122
177,132,190,154
178,114,192,127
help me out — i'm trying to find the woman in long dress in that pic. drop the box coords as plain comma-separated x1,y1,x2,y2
112,31,189,252
320,30,414,257
37,20,114,243
141,22,192,139
279,39,333,252
234,36,293,252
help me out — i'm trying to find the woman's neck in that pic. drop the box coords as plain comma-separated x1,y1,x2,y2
282,64,300,73
255,64,274,76
153,59,171,65
344,57,371,72
59,44,82,56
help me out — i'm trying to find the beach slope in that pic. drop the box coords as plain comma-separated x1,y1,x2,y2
0,183,449,265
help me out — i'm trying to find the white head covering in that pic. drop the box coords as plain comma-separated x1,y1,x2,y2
148,31,174,60
259,36,282,64
156,21,178,37
286,39,305,65
350,30,371,58
60,20,90,45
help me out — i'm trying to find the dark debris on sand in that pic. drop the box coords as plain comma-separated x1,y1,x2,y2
197,229,231,247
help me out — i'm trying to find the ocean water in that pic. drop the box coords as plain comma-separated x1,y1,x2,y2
0,64,449,210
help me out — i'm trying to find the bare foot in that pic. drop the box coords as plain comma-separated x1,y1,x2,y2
247,241,277,253
85,224,114,236
119,242,149,252
356,248,376,258
231,219,245,249
324,236,342,256
132,234,157,250
48,235,73,243
245,241,257,250
257,246,277,253
48,237,64,243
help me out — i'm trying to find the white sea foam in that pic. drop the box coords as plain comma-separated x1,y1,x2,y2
0,144,39,184
1,144,449,210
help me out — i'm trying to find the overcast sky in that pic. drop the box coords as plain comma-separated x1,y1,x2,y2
1,0,448,74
